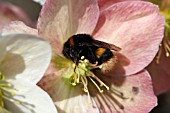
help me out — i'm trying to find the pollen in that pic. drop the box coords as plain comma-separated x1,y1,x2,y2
69,58,110,103
0,71,21,112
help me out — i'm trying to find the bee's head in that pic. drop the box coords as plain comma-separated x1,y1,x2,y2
62,37,79,64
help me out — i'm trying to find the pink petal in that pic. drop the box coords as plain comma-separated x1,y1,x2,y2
98,0,137,11
0,3,33,28
1,21,38,36
37,0,99,54
39,61,157,113
93,1,164,76
147,48,170,95
90,70,157,113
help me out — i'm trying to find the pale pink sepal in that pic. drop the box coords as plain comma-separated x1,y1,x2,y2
37,0,99,54
98,0,138,11
93,1,164,76
1,21,38,36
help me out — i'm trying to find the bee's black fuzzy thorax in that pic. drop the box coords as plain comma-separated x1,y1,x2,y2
62,34,120,71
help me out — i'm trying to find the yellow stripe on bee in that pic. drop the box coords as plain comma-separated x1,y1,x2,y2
95,48,106,58
69,36,74,46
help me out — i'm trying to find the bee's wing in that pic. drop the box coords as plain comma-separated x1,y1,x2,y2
92,40,121,51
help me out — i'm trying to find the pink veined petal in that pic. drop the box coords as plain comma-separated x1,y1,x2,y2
37,0,99,54
98,0,137,11
90,70,157,113
147,48,170,95
93,1,164,76
39,61,157,113
1,21,38,36
0,3,33,28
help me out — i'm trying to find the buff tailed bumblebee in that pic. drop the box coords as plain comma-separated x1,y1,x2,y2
62,34,121,72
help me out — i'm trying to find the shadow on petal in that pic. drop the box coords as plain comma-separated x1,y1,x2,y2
5,99,36,113
0,52,25,79
111,52,130,75
97,52,130,78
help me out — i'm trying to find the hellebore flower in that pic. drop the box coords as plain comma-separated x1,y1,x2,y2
1,0,164,112
0,34,57,113
0,3,33,29
145,0,170,95
37,0,164,112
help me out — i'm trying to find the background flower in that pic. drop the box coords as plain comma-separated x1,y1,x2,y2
145,0,170,95
0,34,57,113
0,2,33,29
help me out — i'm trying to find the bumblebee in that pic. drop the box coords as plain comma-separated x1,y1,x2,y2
62,34,121,72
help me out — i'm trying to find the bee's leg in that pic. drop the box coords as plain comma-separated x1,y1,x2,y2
88,61,98,67
74,58,79,72
74,65,77,72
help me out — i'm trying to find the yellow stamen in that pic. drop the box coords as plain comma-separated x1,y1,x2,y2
89,71,109,90
69,57,110,103
80,76,92,104
88,77,103,93
0,71,21,112
81,56,85,60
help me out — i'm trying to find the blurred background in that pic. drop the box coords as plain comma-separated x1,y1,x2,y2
0,0,169,113
0,0,41,21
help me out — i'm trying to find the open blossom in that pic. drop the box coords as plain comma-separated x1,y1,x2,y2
1,0,164,112
0,34,57,113
0,3,33,29
144,0,170,95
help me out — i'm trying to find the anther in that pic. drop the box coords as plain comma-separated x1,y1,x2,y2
166,52,169,57
71,83,76,86
83,88,88,93
81,56,85,60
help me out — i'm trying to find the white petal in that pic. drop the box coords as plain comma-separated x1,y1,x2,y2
5,78,58,113
39,73,100,113
33,0,46,5
0,34,51,84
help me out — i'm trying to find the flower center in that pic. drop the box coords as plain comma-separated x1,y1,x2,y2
60,34,120,103
69,57,109,103
0,72,20,112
